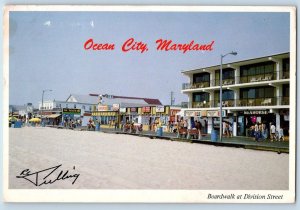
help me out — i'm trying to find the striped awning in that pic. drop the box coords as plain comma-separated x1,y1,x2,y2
43,114,61,118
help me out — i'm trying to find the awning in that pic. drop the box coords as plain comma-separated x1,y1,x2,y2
43,114,61,119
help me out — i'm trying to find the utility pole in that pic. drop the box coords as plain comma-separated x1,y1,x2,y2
170,91,175,106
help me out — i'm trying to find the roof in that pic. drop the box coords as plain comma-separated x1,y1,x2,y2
113,95,162,105
9,105,27,111
67,93,163,106
66,94,98,104
88,94,162,106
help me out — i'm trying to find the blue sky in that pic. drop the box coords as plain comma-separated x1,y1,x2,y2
9,11,289,106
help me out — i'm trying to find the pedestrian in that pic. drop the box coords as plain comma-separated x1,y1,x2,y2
229,123,233,137
183,119,188,129
270,123,276,141
279,127,285,141
262,123,268,140
114,120,118,130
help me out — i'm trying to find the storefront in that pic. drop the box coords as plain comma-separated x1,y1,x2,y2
279,109,289,136
92,110,119,125
237,110,276,136
62,108,81,125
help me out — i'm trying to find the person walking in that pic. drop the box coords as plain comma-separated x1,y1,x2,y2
270,123,276,141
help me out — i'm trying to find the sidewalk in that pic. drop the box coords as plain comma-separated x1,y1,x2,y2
90,127,290,154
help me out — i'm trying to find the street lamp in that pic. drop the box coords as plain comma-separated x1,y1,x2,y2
41,89,52,124
220,51,237,142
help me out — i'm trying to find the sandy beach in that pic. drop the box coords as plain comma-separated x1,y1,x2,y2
8,127,289,190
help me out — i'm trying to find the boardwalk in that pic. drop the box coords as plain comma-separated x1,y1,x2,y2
9,127,289,190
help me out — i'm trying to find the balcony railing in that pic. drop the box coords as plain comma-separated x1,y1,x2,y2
190,97,289,108
211,99,235,107
182,81,210,90
280,71,290,79
182,71,290,90
192,101,211,108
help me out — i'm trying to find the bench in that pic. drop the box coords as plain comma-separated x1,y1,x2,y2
177,128,188,138
187,129,200,140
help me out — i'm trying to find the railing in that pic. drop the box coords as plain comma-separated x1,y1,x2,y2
189,97,289,108
280,71,290,79
238,72,276,84
211,99,235,107
211,78,235,86
279,96,290,105
182,81,210,90
182,71,290,90
192,101,211,108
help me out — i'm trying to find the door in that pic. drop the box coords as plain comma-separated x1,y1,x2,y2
237,116,245,136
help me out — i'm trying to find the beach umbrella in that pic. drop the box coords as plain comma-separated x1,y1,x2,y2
29,118,41,122
9,116,18,121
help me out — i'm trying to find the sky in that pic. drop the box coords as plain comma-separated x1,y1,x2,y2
9,11,290,106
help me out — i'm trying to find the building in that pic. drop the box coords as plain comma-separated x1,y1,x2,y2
181,52,290,137
39,93,164,127
90,94,163,128
9,103,34,120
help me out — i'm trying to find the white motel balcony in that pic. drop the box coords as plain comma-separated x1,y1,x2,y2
182,71,290,93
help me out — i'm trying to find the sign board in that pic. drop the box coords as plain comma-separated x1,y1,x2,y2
92,111,118,116
130,107,137,113
185,111,202,117
62,108,81,115
142,106,151,113
243,110,269,115
98,105,108,111
170,109,180,116
207,110,226,117
156,106,165,113
119,108,126,113
112,104,120,111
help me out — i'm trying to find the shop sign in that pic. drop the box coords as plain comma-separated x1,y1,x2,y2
243,110,269,115
142,106,151,113
207,110,226,117
119,108,126,113
92,111,117,116
156,106,165,113
62,108,81,115
130,107,137,113
201,111,207,117
185,111,202,117
98,105,108,111
112,104,120,111
170,109,180,116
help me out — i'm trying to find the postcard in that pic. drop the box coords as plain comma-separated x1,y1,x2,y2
3,5,296,203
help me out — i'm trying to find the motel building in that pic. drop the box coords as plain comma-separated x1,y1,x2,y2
181,52,290,137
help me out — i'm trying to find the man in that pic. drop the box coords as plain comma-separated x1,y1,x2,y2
270,123,276,141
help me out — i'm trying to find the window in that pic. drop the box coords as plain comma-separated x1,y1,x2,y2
240,87,275,99
66,104,68,108
193,73,210,83
282,58,290,72
240,61,275,76
193,92,209,102
74,104,76,108
282,84,289,97
83,105,85,110
215,68,234,80
214,90,234,100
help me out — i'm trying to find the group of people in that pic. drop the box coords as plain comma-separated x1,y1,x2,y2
223,122,233,137
64,118,82,128
248,122,285,142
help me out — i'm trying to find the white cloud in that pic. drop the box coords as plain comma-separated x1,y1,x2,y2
90,20,94,28
43,20,51,27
